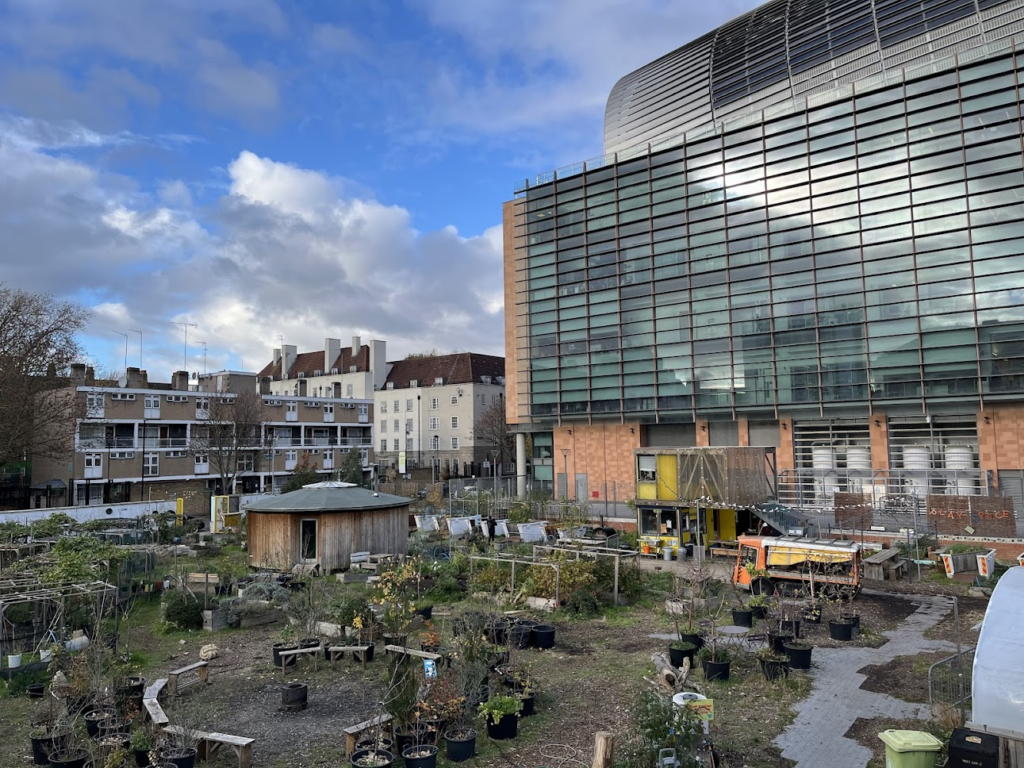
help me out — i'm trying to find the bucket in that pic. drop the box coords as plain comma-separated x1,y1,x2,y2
663,547,674,561
39,649,53,663
7,653,22,669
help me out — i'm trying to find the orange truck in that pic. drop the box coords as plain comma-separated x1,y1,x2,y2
732,534,862,597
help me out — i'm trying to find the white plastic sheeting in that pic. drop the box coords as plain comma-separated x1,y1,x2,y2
973,566,1024,733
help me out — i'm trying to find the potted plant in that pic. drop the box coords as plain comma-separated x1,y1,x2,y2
350,747,395,768
500,668,537,717
756,647,789,681
420,621,441,654
479,695,522,740
401,742,438,768
668,640,698,669
697,617,732,682
159,708,203,768
273,624,298,669
130,727,154,767
748,594,769,620
731,603,753,628
783,640,813,670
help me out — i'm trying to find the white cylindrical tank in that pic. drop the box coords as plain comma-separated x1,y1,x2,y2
902,445,932,470
811,444,835,470
973,567,1024,733
846,446,871,471
944,445,973,470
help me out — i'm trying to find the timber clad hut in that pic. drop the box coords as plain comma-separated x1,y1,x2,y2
245,481,411,572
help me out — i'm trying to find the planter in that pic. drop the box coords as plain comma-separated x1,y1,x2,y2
784,642,813,670
485,713,518,740
39,649,53,663
273,642,298,669
416,605,433,620
382,633,407,648
394,724,428,757
30,732,55,765
28,683,45,698
518,692,536,717
781,619,801,639
46,750,88,768
678,631,703,650
99,732,131,753
509,625,532,649
355,737,393,753
160,747,198,768
352,644,374,664
668,642,697,668
127,676,146,696
751,605,768,621
281,682,308,711
444,728,477,763
202,608,227,632
840,613,861,636
769,631,794,655
759,658,789,681
7,653,22,669
701,659,731,682
532,624,556,649
134,748,154,767
828,620,854,642
486,621,509,646
85,710,110,738
349,748,394,768
732,608,753,628
402,744,438,768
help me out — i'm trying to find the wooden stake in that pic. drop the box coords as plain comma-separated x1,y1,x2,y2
592,731,614,768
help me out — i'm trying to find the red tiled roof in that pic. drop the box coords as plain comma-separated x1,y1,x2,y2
257,345,370,380
384,353,504,389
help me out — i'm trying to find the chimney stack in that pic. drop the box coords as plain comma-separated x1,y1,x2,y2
282,345,297,378
70,363,87,385
325,338,341,373
172,370,190,391
351,335,361,355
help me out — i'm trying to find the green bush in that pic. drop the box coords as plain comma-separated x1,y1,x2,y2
424,573,464,603
563,587,602,616
162,591,203,630
615,690,702,768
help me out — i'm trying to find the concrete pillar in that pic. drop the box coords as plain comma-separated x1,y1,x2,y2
516,432,528,499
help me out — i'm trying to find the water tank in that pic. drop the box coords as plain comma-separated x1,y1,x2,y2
902,445,932,470
811,444,835,470
944,445,976,496
944,445,973,470
846,446,871,471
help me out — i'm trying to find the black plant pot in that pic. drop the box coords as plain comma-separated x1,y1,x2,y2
759,658,789,681
732,608,753,628
486,622,509,646
702,659,730,682
802,609,822,625
829,620,854,642
134,747,153,767
354,737,393,753
127,675,146,696
668,643,697,668
444,729,477,763
781,619,801,639
518,692,536,716
532,624,556,649
85,710,110,738
678,631,704,650
28,683,45,698
841,613,861,636
349,747,395,768
485,713,518,740
382,633,407,648
402,744,439,768
784,642,813,670
353,644,375,664
416,605,433,620
394,725,428,757
47,750,88,768
509,625,532,649
751,606,768,620
273,642,298,669
161,748,198,768
769,631,794,655
298,637,321,651
30,733,54,765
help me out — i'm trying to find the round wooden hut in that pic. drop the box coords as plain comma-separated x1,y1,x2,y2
245,481,411,572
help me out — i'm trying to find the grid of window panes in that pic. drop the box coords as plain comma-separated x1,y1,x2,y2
518,49,1024,420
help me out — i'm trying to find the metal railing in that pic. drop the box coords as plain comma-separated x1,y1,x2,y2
928,647,974,709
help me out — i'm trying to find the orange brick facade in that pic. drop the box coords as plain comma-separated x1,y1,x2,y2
502,200,520,427
979,405,1024,491
553,423,641,501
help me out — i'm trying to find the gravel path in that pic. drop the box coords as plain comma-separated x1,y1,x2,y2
774,592,955,768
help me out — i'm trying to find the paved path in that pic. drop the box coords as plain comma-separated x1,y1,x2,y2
774,592,955,768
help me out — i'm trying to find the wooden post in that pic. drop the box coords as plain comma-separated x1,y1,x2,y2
592,731,614,768
613,554,620,606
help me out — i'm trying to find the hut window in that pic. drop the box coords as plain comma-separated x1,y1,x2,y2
300,519,317,561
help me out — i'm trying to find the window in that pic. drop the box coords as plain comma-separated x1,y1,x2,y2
380,401,387,413
393,419,400,432
286,402,297,415
386,382,394,390
324,404,334,415
111,451,134,460
393,439,400,451
451,437,459,449
143,453,159,476
410,379,418,387
381,439,387,452
405,438,413,451
451,395,458,405
238,455,253,472
429,398,439,410
197,397,209,410
84,454,102,469
111,392,135,401
482,375,492,384
195,454,208,465
405,419,413,432
393,400,399,412
285,450,297,462
429,417,440,430
165,395,188,403
434,377,444,385
167,450,187,458
314,370,321,376
144,395,159,409
406,399,413,411
380,421,387,433
346,385,353,397
638,455,657,481
430,435,440,450
86,394,104,409
451,416,459,429
330,367,338,375
358,403,368,417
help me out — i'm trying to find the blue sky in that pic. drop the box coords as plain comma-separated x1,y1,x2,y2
0,0,759,379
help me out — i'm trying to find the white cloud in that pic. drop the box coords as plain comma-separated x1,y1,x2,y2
158,179,193,208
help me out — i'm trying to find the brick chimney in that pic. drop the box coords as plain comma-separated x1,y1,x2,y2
70,363,87,385
125,367,148,389
172,370,190,391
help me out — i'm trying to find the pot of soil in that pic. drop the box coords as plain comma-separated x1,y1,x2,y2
160,747,198,768
840,613,860,636
85,710,110,738
509,625,532,649
802,607,822,624
759,658,789,681
678,631,703,650
402,744,439,768
273,642,298,669
784,641,813,670
486,621,509,646
28,682,45,698
416,605,433,620
47,750,88,768
769,631,794,655
485,713,518,740
382,633,407,648
532,624,556,649
298,637,321,651
354,737,393,753
29,731,55,765
394,724,429,757
98,718,127,738
349,748,394,768
127,675,146,696
281,682,308,711
100,733,132,755
829,619,854,642
731,608,753,628
444,728,477,763
668,641,697,668
701,658,731,682
517,691,536,717
781,619,801,639
134,748,153,767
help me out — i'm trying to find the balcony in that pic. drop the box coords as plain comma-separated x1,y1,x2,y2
156,438,189,449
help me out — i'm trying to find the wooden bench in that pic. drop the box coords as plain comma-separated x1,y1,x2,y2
144,678,167,701
168,661,209,695
864,548,900,581
342,713,392,756
164,726,254,768
888,559,908,581
143,696,169,726
327,645,372,669
383,645,441,662
277,645,320,675
710,546,739,559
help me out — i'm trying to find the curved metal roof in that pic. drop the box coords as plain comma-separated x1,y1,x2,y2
604,0,1023,154
244,486,412,513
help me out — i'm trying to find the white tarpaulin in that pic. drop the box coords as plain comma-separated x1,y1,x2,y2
973,566,1024,733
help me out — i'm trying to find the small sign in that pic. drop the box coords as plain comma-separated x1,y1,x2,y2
423,659,437,679
687,699,714,721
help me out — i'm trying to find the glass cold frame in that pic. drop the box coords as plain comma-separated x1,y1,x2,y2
520,48,1024,419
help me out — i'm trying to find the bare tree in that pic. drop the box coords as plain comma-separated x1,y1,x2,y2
189,391,268,495
0,285,89,468
475,396,513,476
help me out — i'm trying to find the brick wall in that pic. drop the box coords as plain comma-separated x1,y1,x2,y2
979,405,1024,489
134,479,210,516
835,492,874,528
870,411,890,472
553,423,640,501
926,494,1016,537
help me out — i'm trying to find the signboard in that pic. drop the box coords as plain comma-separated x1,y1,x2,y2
687,698,714,721
399,451,406,474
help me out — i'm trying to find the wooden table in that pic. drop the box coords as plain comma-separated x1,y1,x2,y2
864,549,900,581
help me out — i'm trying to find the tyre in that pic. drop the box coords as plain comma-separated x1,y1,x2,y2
750,577,775,596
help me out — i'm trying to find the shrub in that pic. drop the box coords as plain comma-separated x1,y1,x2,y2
563,587,602,616
615,690,702,768
424,573,464,603
163,591,203,630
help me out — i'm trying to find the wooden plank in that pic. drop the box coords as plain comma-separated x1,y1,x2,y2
143,697,169,725
170,661,209,675
144,678,167,700
207,732,255,747
278,647,320,658
863,549,899,565
384,645,441,661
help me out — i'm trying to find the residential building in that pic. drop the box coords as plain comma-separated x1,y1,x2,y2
504,0,1024,527
258,336,387,400
374,353,506,479
30,363,373,514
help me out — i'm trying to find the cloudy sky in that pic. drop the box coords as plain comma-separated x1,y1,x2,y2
0,0,760,380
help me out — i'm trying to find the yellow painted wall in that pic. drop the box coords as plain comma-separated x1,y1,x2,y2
637,483,657,500
656,454,678,501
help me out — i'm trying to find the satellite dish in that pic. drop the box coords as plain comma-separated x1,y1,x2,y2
191,372,198,380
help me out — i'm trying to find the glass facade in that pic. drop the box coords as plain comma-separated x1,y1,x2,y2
515,47,1024,422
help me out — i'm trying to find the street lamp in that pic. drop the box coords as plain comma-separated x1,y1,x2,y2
560,448,570,501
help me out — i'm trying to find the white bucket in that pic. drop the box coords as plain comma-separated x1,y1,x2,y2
7,653,22,669
65,636,90,652
39,649,53,663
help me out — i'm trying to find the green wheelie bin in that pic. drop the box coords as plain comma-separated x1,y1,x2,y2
878,730,943,768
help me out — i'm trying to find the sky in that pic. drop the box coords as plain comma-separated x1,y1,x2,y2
0,0,761,381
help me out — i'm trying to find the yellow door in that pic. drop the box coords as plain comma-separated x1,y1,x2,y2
717,509,737,542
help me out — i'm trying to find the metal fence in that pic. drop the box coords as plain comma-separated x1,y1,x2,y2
928,647,975,709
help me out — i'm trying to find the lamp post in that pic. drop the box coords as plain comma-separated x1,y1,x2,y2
560,448,570,502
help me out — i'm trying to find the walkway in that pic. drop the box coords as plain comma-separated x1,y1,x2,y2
774,592,955,768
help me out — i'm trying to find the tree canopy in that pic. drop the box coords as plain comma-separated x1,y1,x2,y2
189,391,268,495
339,448,366,486
281,452,320,493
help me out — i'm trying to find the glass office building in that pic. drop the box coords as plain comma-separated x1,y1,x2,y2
505,0,1024,516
